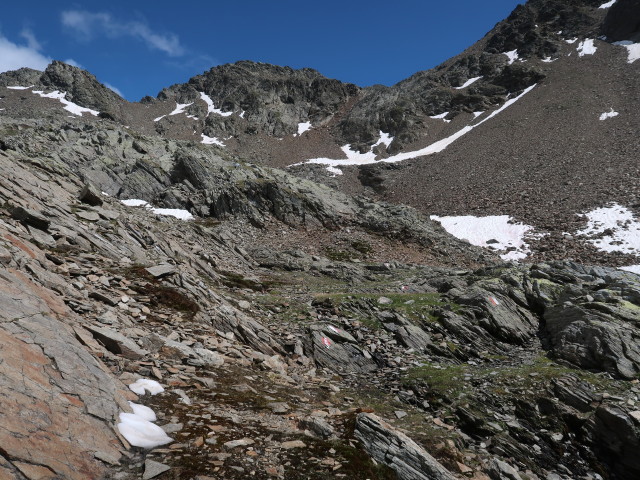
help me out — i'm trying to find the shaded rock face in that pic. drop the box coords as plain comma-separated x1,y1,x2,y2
601,0,640,41
40,61,125,112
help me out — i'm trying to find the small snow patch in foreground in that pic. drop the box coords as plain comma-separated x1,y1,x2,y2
129,401,157,421
117,412,172,449
430,214,536,261
577,39,597,56
599,109,619,120
129,378,165,395
121,199,149,207
577,204,640,254
599,0,617,8
7,85,33,90
565,38,578,44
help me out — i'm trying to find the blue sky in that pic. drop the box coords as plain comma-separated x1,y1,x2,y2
0,1,523,101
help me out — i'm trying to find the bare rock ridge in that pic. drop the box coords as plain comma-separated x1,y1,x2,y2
0,0,639,479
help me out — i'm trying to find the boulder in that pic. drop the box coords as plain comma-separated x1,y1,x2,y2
354,413,456,480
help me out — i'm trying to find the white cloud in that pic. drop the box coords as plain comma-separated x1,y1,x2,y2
20,28,42,51
104,82,123,97
0,33,50,73
63,58,82,68
61,10,184,57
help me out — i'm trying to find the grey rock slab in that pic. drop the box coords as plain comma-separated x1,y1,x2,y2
143,459,171,480
85,325,149,360
145,264,177,278
76,210,100,222
79,183,104,206
223,438,255,449
487,458,523,480
354,413,456,480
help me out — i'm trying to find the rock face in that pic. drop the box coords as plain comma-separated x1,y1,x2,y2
0,269,127,480
158,61,360,138
354,413,456,480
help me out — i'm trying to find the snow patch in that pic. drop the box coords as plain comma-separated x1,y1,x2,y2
620,265,640,275
117,412,172,449
151,208,194,220
430,112,451,123
599,109,619,120
120,199,193,220
32,90,99,116
577,204,640,254
292,85,536,175
504,50,519,64
541,56,556,63
199,92,233,117
128,402,157,422
372,131,394,149
613,41,640,63
295,122,312,136
201,134,225,147
599,0,617,8
565,38,578,44
472,111,483,118
7,85,33,90
129,379,164,395
454,76,482,89
430,215,535,261
121,199,149,207
577,39,597,56
170,102,192,116
326,166,343,176
239,110,246,119
153,115,166,122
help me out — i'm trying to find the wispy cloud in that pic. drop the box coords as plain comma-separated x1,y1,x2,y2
61,10,185,57
104,82,123,97
0,32,50,73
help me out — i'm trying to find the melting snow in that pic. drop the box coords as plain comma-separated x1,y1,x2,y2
430,214,535,261
296,122,312,136
32,90,99,116
201,134,226,147
599,109,619,120
120,199,194,220
454,76,482,89
504,50,519,64
430,112,451,122
577,39,597,56
599,0,617,8
292,85,536,174
613,41,640,63
117,412,172,449
199,92,233,117
129,379,165,395
576,204,640,254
